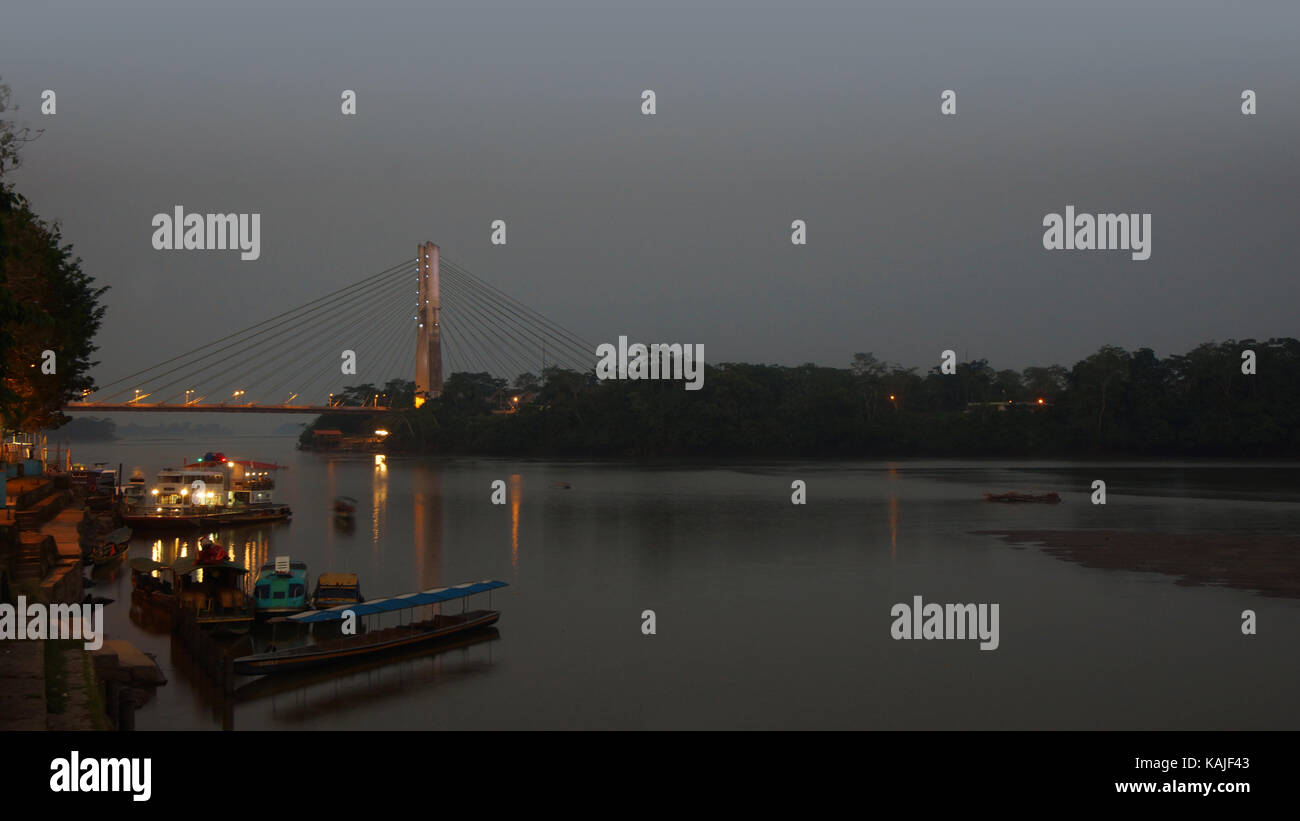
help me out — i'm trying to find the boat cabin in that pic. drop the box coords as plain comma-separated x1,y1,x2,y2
313,572,363,609
253,556,310,617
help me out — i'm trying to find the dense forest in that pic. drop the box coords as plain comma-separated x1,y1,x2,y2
301,338,1300,458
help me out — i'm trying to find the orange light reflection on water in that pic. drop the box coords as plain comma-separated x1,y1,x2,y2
509,474,522,570
372,462,387,547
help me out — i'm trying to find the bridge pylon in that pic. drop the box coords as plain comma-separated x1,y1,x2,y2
415,241,443,405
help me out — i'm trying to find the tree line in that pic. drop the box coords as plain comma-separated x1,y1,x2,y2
304,338,1300,458
0,78,107,432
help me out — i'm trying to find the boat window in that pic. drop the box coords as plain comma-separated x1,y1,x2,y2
272,591,286,599
289,584,305,598
255,585,270,598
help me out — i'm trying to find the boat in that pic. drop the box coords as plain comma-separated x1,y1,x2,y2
252,557,310,619
983,491,1061,503
120,469,148,508
130,538,254,633
70,463,116,496
333,496,357,516
333,496,357,527
312,572,363,609
232,580,507,676
87,527,133,566
128,558,179,612
120,452,292,530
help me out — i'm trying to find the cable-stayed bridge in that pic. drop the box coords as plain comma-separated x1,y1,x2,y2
65,244,594,414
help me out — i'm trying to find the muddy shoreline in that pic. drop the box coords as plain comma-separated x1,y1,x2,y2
972,530,1300,599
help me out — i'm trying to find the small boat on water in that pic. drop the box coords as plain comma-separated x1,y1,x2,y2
984,491,1061,504
129,558,179,612
232,580,506,676
253,557,310,619
333,496,357,517
333,496,357,528
87,527,133,566
312,572,363,609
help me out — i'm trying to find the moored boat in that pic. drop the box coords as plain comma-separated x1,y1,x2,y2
121,452,292,530
87,527,133,566
312,572,363,609
253,557,310,619
130,538,254,633
129,557,178,612
233,580,507,676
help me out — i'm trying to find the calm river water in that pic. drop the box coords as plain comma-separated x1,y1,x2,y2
75,436,1300,730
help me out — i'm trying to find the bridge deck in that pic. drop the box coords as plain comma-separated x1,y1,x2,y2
64,403,386,415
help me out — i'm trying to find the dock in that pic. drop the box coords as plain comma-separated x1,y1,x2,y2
1,468,158,729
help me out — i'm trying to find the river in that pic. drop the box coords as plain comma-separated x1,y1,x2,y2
74,436,1300,730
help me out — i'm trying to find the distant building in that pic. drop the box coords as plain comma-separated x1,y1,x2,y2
312,429,344,448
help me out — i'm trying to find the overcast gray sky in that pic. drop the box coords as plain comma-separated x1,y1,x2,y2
4,0,1298,397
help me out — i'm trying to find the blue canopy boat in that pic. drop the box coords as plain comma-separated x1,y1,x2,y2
232,580,506,676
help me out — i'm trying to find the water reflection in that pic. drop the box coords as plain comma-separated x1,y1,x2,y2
887,461,900,560
412,463,443,590
222,630,499,728
510,473,523,570
372,457,387,547
889,495,899,561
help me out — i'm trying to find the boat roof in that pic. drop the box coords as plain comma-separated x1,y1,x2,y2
258,560,308,572
288,580,507,623
180,459,286,470
129,557,171,574
171,556,250,575
317,572,359,586
103,527,133,543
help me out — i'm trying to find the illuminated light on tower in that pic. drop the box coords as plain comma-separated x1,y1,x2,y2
415,241,443,406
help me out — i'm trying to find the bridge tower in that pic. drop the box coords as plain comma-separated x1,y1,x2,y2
415,241,443,406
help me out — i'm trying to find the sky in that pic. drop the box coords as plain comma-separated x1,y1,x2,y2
3,0,1298,406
